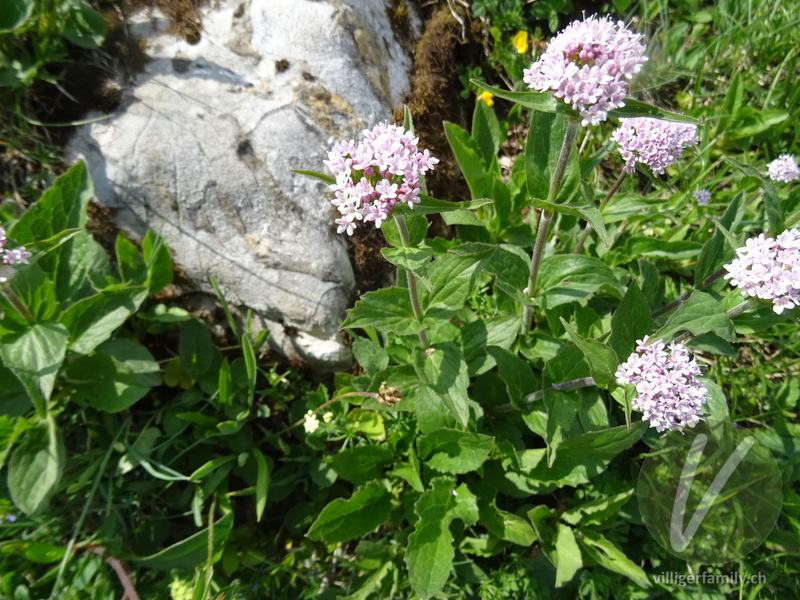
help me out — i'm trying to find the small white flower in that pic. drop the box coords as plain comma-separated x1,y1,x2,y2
767,154,800,183
322,411,334,423
693,189,711,206
303,410,320,434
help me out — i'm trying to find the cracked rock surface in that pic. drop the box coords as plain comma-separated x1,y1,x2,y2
68,0,419,370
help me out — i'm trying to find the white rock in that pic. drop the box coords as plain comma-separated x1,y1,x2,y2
68,0,419,371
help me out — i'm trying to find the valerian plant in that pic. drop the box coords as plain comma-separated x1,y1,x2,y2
298,13,798,599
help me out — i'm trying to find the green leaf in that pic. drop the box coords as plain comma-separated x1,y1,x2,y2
471,79,561,113
609,281,657,360
292,169,335,185
480,502,536,546
444,121,489,199
382,213,429,247
351,336,389,374
345,409,386,441
179,320,215,376
472,100,503,168
7,416,64,516
561,319,618,386
0,0,34,33
394,194,493,216
62,0,107,48
0,322,69,417
427,250,487,310
461,317,520,376
607,99,700,124
307,481,391,543
22,542,66,564
536,255,622,308
135,512,233,570
60,286,148,355
725,157,782,234
115,234,147,285
342,287,424,336
331,446,394,484
526,111,579,205
554,524,583,587
142,231,174,293
700,377,729,421
413,342,470,428
656,291,736,342
241,333,256,406
55,230,112,304
695,191,744,285
250,448,269,522
380,246,433,272
487,346,537,408
577,529,650,587
406,477,464,599
418,429,494,474
615,237,702,263
561,489,635,526
66,339,161,413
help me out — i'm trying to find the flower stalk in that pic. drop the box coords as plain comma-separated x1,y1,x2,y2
394,214,430,348
523,119,580,332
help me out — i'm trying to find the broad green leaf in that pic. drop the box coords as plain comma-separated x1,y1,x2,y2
727,109,788,140
699,377,729,421
351,336,389,374
461,317,520,376
60,286,148,355
577,529,650,587
406,477,471,599
0,322,69,417
487,346,537,408
342,287,424,336
413,342,470,428
607,99,700,124
444,121,489,199
561,489,634,526
536,255,622,308
450,483,479,526
66,339,161,413
542,383,579,467
331,446,394,484
427,251,487,310
695,191,744,285
0,0,34,32
382,213,429,247
307,481,391,543
22,542,66,564
561,319,618,386
55,230,112,304
725,157,782,234
394,194,493,216
7,416,64,516
656,291,736,342
554,524,583,587
345,409,386,441
180,319,215,376
380,246,433,272
609,281,657,360
6,263,58,323
62,0,107,48
418,429,494,474
135,512,233,570
526,111,579,205
480,502,536,546
115,234,148,285
614,237,701,263
471,79,561,113
472,100,503,168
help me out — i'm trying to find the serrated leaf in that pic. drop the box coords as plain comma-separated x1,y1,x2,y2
413,343,470,428
536,255,622,308
656,291,736,342
307,482,391,544
418,429,494,474
342,287,424,336
331,445,394,484
7,416,64,516
480,502,536,546
380,246,433,272
561,319,617,386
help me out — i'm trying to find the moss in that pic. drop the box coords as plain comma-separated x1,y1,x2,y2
387,0,413,47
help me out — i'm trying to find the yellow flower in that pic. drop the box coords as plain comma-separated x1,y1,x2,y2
477,91,494,107
512,30,529,54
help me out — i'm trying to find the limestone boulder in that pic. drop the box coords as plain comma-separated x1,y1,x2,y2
68,0,419,370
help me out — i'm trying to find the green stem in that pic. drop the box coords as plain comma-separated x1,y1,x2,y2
522,119,580,333
394,215,430,348
574,171,627,254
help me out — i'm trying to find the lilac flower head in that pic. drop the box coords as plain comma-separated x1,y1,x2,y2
615,336,707,432
693,189,711,206
723,228,800,314
611,117,699,175
0,225,32,278
767,154,800,183
523,15,648,126
324,123,439,235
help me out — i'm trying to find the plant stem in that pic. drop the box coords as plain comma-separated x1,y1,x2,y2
278,391,380,434
574,171,627,254
394,214,430,348
522,119,580,332
1,286,34,324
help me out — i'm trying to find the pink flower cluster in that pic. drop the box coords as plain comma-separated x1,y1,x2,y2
767,154,800,183
324,123,439,235
611,117,699,175
0,226,31,283
723,228,800,314
522,15,648,126
615,336,707,432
